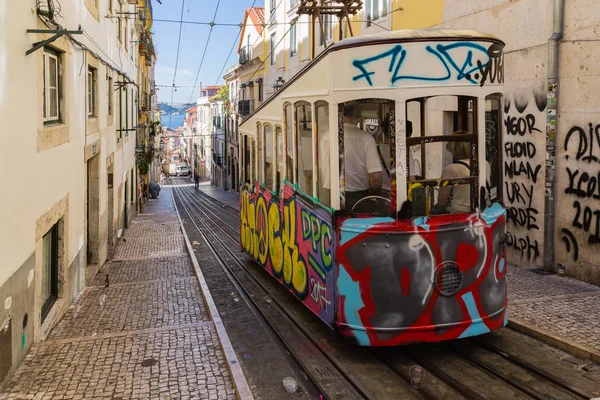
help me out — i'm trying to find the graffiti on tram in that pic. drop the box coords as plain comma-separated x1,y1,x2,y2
240,183,336,324
336,204,508,346
350,41,504,88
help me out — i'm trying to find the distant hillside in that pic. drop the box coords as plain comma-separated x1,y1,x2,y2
158,102,194,115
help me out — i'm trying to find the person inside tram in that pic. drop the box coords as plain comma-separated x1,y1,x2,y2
434,130,471,214
342,105,382,211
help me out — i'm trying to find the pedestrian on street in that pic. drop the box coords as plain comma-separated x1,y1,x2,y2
194,172,200,191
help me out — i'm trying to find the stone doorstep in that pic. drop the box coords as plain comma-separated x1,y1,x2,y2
171,190,254,400
508,318,600,364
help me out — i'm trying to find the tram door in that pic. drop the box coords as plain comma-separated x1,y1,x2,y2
338,99,395,215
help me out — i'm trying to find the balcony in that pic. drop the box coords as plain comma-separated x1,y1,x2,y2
237,100,254,117
239,45,252,65
212,116,225,129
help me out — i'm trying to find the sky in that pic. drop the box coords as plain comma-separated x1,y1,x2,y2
152,0,258,104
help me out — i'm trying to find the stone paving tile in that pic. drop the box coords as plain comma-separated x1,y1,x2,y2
509,293,600,352
48,279,209,339
112,236,186,260
507,266,600,301
92,255,194,286
124,220,182,239
3,326,235,400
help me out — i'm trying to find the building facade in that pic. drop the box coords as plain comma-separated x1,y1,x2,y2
225,0,599,283
0,0,155,384
211,100,227,189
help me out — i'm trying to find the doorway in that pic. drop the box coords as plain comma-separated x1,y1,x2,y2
107,164,114,258
86,155,100,265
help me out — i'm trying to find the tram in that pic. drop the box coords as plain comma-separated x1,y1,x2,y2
238,30,507,346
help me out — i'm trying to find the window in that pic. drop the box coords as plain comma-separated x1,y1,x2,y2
270,34,276,65
407,96,478,217
269,0,276,24
284,104,294,183
43,49,60,123
257,79,263,102
41,223,59,321
276,126,284,193
486,95,502,203
340,99,394,214
117,2,123,43
107,76,113,116
290,20,297,56
295,102,313,195
257,123,264,183
366,0,388,26
251,139,257,184
87,67,97,117
316,101,330,207
321,14,333,44
264,124,274,189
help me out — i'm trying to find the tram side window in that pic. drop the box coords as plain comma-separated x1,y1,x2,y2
257,123,264,183
284,104,295,184
316,101,330,207
244,135,250,186
276,126,284,193
295,102,313,196
407,96,478,217
251,139,257,184
264,124,274,190
485,95,502,203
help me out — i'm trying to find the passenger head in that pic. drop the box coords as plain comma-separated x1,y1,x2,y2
446,130,471,160
343,105,360,123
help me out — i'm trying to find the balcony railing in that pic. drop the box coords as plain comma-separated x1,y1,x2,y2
238,100,254,117
239,45,252,64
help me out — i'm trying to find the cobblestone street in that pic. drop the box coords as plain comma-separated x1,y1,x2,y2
1,189,239,400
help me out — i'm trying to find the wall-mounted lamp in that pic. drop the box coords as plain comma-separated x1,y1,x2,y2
273,77,285,92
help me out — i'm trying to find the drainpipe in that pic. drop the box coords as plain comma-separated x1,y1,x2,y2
543,0,564,270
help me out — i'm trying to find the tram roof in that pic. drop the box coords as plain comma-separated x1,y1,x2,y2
329,29,504,50
240,29,503,128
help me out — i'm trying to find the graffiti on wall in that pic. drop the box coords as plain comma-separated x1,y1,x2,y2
503,92,546,262
336,204,507,346
240,183,336,324
350,41,504,88
561,123,600,261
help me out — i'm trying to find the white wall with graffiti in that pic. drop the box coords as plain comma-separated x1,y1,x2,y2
436,0,600,284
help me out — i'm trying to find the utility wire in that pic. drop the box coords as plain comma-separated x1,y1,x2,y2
168,0,187,129
186,0,222,104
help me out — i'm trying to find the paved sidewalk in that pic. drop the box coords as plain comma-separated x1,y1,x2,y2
197,183,240,210
507,266,600,362
1,189,248,399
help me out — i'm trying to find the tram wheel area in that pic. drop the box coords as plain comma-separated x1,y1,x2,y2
173,185,600,400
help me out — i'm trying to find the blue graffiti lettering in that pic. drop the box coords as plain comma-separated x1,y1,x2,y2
352,42,499,87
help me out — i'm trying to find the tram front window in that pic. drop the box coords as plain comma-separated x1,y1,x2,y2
407,95,479,217
340,100,393,215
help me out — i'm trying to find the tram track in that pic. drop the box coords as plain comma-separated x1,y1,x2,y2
173,187,376,400
172,184,600,400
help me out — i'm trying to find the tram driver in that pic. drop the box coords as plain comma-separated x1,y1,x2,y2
342,105,382,211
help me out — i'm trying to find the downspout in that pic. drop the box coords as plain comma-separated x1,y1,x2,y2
543,0,564,270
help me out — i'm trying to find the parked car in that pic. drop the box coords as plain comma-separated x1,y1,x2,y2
176,165,190,176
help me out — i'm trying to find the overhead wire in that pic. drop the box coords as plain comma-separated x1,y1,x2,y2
167,0,187,130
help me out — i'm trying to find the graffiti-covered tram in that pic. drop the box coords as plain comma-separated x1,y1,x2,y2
238,30,508,346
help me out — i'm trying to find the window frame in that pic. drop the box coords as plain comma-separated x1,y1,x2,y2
43,49,60,123
366,0,388,25
87,67,97,118
283,102,295,184
263,123,275,190
270,34,276,65
41,223,59,322
294,100,313,196
315,100,330,207
290,20,298,57
406,95,480,217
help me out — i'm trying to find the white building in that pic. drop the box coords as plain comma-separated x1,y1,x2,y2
0,0,154,382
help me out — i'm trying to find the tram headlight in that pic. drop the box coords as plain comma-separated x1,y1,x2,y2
433,262,463,296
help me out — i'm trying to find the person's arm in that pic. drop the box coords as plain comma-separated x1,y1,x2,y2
368,172,382,194
365,136,383,194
